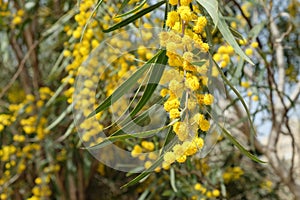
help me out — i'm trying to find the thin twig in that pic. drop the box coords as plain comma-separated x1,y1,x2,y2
0,40,39,100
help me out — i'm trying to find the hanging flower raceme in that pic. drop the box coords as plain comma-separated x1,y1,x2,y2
157,0,216,168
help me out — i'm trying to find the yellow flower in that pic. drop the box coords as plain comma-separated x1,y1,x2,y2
144,161,152,169
185,76,200,91
174,122,189,141
251,41,259,48
194,137,204,149
131,145,143,157
252,95,259,101
182,51,194,62
166,11,179,28
184,141,197,156
195,114,210,131
166,42,178,53
169,0,178,6
169,109,181,119
163,151,176,165
162,162,170,170
148,152,158,160
193,16,207,33
159,32,169,47
164,98,180,112
206,191,212,198
212,189,220,197
213,53,221,62
141,141,155,151
180,0,192,6
35,177,42,185
177,6,192,22
160,88,169,97
203,94,214,105
200,42,209,52
173,144,185,157
12,16,22,25
194,183,202,191
199,119,210,132
241,81,250,88
169,80,182,92
176,155,186,163
245,48,253,56
247,90,253,96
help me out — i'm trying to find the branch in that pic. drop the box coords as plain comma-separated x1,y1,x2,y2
0,40,39,100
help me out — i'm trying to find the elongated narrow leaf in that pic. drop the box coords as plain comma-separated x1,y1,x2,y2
206,110,265,163
170,168,178,192
220,125,266,163
115,0,147,18
98,97,165,145
130,50,168,117
86,126,169,150
212,57,256,137
138,189,150,200
229,27,244,40
192,60,207,67
248,22,265,39
160,126,175,156
103,1,165,33
88,50,163,118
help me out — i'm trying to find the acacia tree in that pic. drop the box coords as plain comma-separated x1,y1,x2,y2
0,0,299,199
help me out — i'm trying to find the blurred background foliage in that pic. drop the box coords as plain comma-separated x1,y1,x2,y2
0,0,299,199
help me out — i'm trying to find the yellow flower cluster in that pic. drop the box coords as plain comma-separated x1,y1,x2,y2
27,164,60,200
222,166,244,183
159,1,219,167
162,136,204,169
62,0,102,104
193,16,207,33
213,45,234,68
194,183,220,199
260,179,273,192
11,9,24,26
0,114,14,132
0,0,9,17
131,141,160,172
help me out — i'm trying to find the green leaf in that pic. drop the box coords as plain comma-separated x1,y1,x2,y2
99,98,165,143
212,57,256,137
138,189,150,200
229,27,244,40
115,0,147,18
230,57,244,85
220,125,266,163
130,50,168,117
192,60,207,67
160,126,176,156
86,126,169,150
170,167,178,192
103,1,165,33
248,22,265,39
46,104,73,130
88,50,163,118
